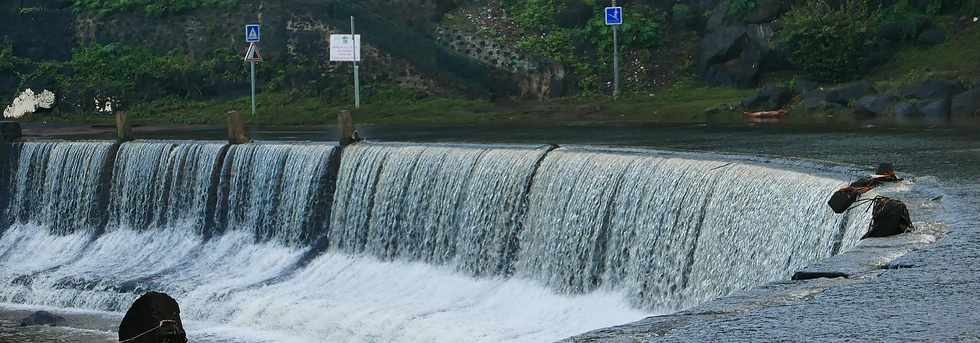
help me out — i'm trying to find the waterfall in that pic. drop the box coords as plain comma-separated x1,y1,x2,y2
4,142,116,234
0,140,873,342
329,143,552,274
514,148,870,310
108,141,228,233
214,143,339,245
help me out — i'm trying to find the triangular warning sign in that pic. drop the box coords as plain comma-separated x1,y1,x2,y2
244,43,263,62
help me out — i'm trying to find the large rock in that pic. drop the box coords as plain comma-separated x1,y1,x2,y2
893,101,919,118
825,80,876,105
917,98,950,119
864,198,913,238
119,292,188,343
19,311,66,327
900,80,965,100
699,7,776,88
951,88,980,118
854,95,897,116
740,84,793,110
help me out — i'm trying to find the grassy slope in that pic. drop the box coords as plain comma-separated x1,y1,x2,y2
870,23,980,89
31,80,754,127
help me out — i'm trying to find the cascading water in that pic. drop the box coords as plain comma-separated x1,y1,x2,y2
4,142,116,234
108,141,228,233
514,148,871,310
0,140,872,343
329,143,552,274
215,143,338,245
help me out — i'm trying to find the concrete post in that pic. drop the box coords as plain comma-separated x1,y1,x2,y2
0,121,22,142
338,110,354,146
227,110,251,144
114,111,133,142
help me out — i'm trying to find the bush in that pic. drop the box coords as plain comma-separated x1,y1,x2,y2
70,0,238,16
728,0,759,18
777,0,883,82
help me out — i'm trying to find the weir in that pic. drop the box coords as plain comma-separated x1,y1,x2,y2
0,140,873,342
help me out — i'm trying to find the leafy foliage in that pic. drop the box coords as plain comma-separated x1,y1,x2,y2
728,0,759,18
70,0,238,16
502,0,662,93
777,0,883,82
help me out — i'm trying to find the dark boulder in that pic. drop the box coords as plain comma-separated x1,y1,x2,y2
825,80,876,105
793,79,819,96
802,96,845,112
917,98,950,119
699,7,776,88
894,101,919,118
900,80,965,100
917,27,946,46
19,311,66,327
864,197,914,238
828,188,862,214
951,88,980,118
119,292,188,343
854,95,897,116
740,84,793,110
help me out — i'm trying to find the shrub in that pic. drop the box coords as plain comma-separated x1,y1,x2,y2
728,0,759,18
777,0,883,82
70,0,238,16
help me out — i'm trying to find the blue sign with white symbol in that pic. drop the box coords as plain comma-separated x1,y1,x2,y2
605,7,623,26
245,24,261,43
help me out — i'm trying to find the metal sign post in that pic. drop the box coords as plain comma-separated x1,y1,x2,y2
351,16,361,109
605,4,623,99
244,24,262,117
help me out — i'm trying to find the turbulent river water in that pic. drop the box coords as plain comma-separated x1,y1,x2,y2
0,137,876,342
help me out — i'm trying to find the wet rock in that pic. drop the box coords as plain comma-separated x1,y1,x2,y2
951,88,980,117
900,80,965,100
19,311,66,327
119,292,187,343
864,198,914,238
854,95,897,116
917,27,946,45
917,98,950,119
825,80,876,105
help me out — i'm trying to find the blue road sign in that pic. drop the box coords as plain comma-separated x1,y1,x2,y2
245,24,261,43
605,7,623,26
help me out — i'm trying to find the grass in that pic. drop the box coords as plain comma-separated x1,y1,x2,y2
26,78,755,128
870,22,980,90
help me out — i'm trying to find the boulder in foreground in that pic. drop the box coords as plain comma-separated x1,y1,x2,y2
119,292,187,343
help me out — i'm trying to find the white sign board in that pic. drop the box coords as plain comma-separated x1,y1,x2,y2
330,34,362,62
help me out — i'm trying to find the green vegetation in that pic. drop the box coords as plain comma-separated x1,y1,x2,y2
777,0,883,83
502,0,662,93
871,25,980,87
70,0,238,16
32,78,754,127
10,44,245,112
728,0,759,18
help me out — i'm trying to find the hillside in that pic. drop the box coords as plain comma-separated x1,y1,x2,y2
1,0,979,126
